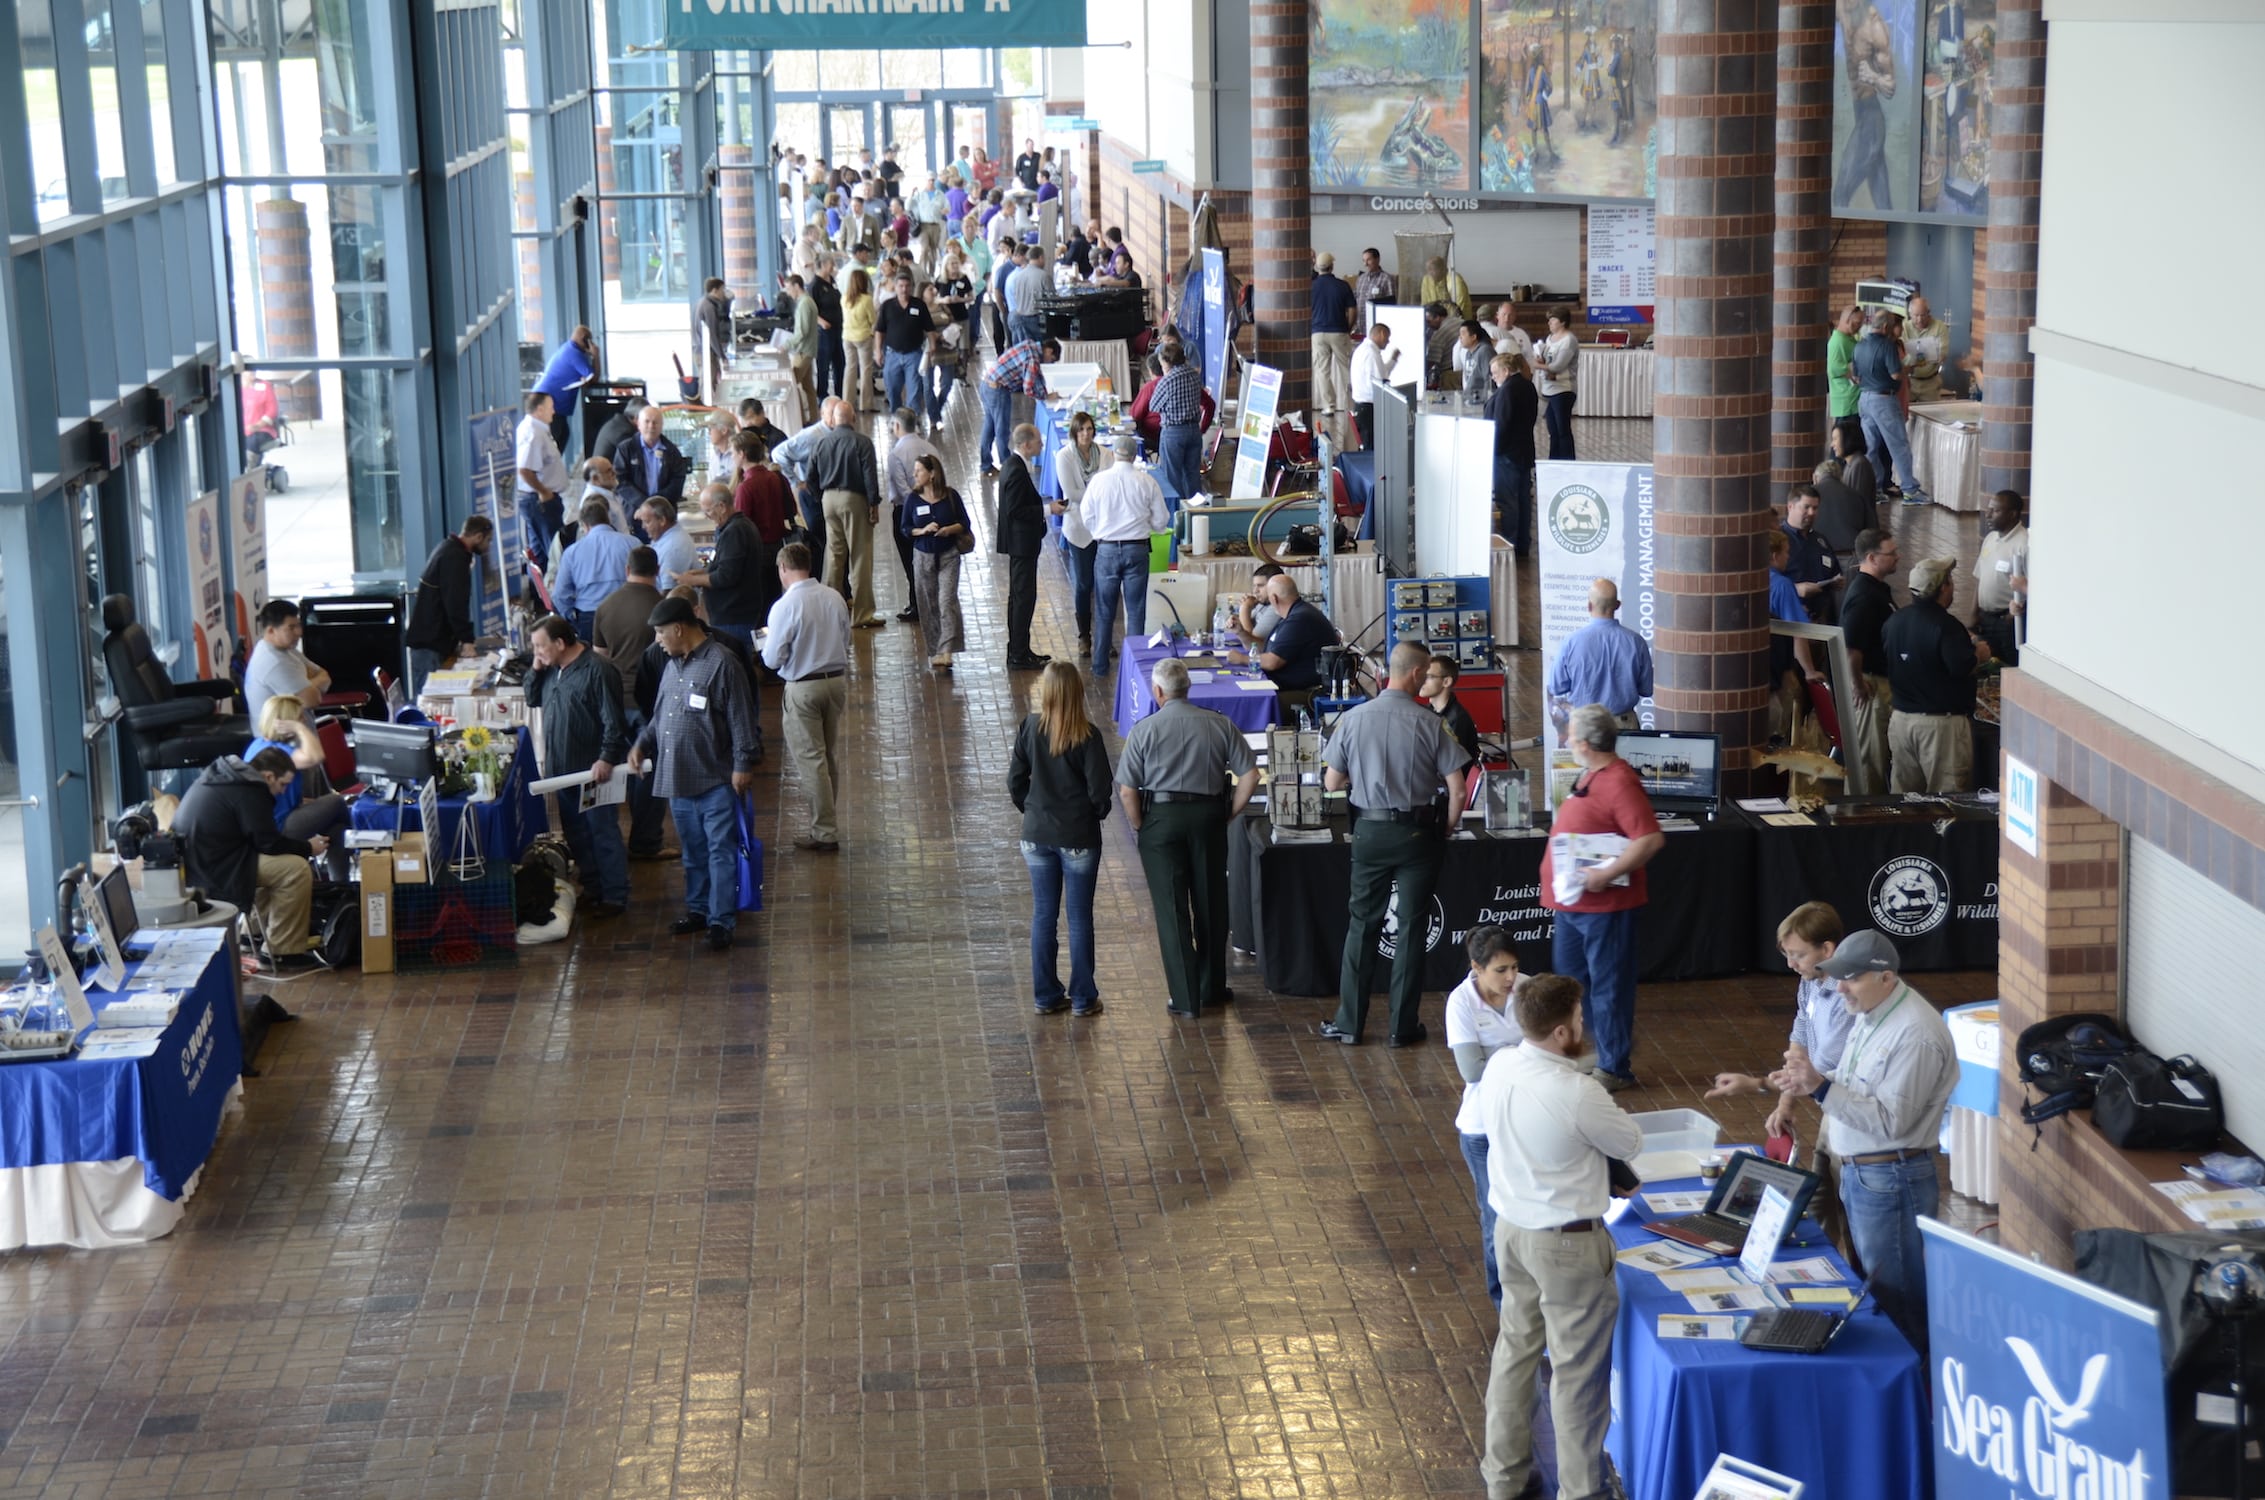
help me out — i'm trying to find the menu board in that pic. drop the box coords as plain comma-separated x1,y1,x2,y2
1585,204,1657,325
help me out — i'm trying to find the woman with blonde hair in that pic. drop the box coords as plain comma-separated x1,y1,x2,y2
1007,661,1113,1016
841,267,878,411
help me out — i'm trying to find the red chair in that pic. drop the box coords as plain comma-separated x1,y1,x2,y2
316,716,366,795
1331,467,1361,520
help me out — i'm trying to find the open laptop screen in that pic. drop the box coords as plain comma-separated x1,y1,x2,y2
1616,730,1721,805
1713,1153,1817,1227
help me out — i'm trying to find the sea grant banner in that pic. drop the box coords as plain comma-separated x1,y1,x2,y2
663,0,1088,50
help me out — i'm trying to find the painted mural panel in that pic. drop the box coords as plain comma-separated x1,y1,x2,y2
1477,0,1656,199
1832,0,1923,214
1918,0,1993,218
1309,0,1473,191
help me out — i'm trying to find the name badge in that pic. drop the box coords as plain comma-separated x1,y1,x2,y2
916,504,932,518
688,692,709,711
1995,559,2012,573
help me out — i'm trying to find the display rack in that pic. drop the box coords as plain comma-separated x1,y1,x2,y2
1386,575,1493,669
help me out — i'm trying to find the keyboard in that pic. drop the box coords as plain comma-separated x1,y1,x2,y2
1740,1307,1839,1354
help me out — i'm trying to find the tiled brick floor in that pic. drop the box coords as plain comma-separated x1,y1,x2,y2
0,406,1998,1497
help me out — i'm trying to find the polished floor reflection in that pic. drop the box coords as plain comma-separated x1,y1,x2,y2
0,406,1997,1498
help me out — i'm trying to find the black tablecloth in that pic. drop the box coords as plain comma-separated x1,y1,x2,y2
1745,804,2000,972
1230,816,1756,998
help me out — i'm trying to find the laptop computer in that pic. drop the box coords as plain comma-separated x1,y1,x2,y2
1614,730,1722,818
1740,1274,1877,1355
1643,1151,1821,1257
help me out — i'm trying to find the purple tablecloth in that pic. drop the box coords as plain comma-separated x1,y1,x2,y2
1112,637,1279,737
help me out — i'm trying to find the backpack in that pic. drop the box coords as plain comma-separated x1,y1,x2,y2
2015,1011,2137,1135
2094,1053,2225,1153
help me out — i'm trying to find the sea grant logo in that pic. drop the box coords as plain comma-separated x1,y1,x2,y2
1939,1341,2151,1499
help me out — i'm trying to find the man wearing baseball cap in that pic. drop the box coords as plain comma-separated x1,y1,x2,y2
1769,929,1956,1360
1879,554,1989,792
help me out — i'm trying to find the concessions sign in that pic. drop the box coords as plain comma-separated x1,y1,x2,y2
1921,1221,2167,1500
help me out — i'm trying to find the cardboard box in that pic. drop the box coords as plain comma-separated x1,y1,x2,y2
359,851,396,974
391,831,429,885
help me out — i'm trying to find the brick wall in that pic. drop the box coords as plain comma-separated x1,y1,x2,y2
1094,134,1251,338
1995,670,2265,1268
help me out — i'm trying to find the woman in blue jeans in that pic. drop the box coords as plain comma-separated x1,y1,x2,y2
1007,661,1114,1016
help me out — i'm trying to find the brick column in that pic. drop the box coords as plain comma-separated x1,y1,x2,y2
255,195,322,421
1981,0,2045,497
596,124,623,280
1652,3,1776,766
1249,0,1312,410
1769,0,1833,490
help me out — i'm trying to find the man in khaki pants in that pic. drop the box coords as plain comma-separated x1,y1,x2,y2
1474,974,1642,1500
760,542,852,853
1308,252,1357,429
802,398,885,628
1881,554,1986,792
1838,528,1899,792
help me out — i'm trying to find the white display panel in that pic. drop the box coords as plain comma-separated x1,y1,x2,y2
1412,407,1493,579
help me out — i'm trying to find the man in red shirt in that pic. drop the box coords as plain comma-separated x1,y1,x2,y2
1538,703,1666,1092
728,428,795,625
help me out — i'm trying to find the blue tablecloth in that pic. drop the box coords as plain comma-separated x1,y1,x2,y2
348,727,544,864
1605,1161,1927,1500
1112,636,1279,737
0,938,242,1199
1034,401,1176,502
1339,450,1377,542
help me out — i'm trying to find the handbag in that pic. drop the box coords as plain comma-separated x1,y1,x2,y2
732,793,765,912
953,528,976,556
2093,1051,2223,1152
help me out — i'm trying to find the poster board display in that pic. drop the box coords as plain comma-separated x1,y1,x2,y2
467,407,525,646
185,489,229,678
1585,203,1656,324
1200,248,1230,406
226,471,267,675
1412,407,1494,579
1536,460,1656,748
1229,365,1283,501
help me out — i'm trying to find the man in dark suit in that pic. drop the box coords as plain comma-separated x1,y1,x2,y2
998,423,1050,670
612,405,689,516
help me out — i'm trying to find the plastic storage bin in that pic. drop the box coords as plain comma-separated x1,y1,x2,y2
1630,1109,1720,1157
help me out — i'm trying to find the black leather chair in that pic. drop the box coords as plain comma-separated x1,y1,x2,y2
100,594,251,774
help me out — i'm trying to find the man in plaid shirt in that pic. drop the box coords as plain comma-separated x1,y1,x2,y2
980,335,1061,478
1150,344,1206,500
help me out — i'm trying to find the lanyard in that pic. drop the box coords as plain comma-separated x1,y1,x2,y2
1838,986,1907,1081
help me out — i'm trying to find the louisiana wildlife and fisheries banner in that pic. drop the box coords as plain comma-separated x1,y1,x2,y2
663,0,1087,50
1920,1221,2168,1500
1535,461,1654,746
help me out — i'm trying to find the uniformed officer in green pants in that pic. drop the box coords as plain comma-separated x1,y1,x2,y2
1319,640,1473,1047
1117,657,1261,1018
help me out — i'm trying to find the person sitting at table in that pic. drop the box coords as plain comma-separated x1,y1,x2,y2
1232,563,1286,647
1078,431,1170,678
1706,901,1857,1261
1229,574,1336,705
1114,658,1259,1020
244,694,350,874
173,746,329,972
525,614,631,920
1444,924,1524,1310
1474,973,1641,1500
735,398,789,455
1421,654,1482,767
1769,929,1958,1361
243,598,334,727
1091,228,1137,286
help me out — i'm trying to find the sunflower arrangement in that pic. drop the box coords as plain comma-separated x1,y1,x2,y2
449,723,508,792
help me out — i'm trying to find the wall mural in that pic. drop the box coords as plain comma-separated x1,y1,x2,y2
1832,0,1922,214
1918,0,1993,217
1309,0,1473,192
1478,0,1656,198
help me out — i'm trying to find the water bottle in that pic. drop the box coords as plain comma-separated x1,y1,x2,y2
1212,601,1233,649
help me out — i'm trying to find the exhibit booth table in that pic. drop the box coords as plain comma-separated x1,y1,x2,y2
1227,817,1756,994
1942,1001,2002,1204
1055,339,1132,397
1113,636,1278,737
1907,400,1983,512
0,928,243,1250
1606,1163,1927,1500
712,355,807,434
348,728,545,866
1745,799,2000,973
1166,544,1522,653
1577,345,1656,418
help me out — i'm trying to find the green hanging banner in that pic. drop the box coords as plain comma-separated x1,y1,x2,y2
661,0,1089,50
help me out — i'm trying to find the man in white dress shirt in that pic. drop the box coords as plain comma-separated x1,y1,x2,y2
761,540,853,854
1475,973,1642,1500
1348,321,1402,450
1078,433,1170,676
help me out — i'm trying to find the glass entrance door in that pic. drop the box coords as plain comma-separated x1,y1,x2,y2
825,104,869,165
884,103,932,179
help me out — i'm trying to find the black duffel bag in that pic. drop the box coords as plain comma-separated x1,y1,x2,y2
2094,1051,2225,1152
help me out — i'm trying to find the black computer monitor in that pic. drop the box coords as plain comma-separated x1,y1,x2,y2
1615,730,1722,807
92,864,140,947
350,720,437,785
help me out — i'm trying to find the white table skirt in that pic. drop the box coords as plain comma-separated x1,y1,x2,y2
1945,1105,1999,1205
1058,339,1133,398
714,364,806,433
0,1081,242,1250
1908,401,1983,512
1576,346,1654,418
